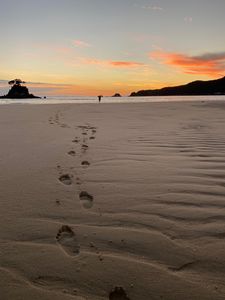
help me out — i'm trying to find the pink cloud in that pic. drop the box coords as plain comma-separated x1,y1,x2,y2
72,40,91,48
150,51,225,76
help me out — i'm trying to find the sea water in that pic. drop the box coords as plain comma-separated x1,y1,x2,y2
0,95,225,105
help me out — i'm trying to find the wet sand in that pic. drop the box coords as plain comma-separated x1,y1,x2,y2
1,101,225,299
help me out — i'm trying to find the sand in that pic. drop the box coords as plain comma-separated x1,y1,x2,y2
1,100,225,299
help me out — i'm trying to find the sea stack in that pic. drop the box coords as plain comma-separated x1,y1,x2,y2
112,93,122,97
0,79,40,99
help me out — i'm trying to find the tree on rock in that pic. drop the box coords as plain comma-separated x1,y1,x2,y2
8,79,26,86
0,78,40,99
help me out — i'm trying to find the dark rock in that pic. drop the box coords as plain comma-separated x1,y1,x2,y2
0,79,40,99
112,93,122,97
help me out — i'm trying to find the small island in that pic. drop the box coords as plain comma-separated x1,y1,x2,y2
0,79,40,99
112,93,122,97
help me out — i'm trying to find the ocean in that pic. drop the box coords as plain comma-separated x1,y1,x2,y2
0,95,225,105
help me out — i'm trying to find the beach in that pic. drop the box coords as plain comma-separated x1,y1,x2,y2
1,100,225,300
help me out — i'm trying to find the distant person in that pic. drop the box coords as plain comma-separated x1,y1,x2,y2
98,95,102,103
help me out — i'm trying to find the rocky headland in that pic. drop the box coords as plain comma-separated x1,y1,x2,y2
130,76,225,96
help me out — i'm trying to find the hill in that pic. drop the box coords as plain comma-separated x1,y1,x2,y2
130,76,225,97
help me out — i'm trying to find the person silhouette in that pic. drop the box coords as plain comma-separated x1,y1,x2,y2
98,95,102,103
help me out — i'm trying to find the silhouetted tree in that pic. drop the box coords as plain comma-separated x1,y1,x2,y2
8,79,26,86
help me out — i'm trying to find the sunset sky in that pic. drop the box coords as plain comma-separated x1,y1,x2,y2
0,0,225,96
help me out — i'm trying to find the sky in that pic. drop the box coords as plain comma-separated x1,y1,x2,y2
0,0,225,96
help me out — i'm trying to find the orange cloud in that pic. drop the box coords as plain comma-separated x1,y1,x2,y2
82,58,145,68
109,61,145,67
150,51,225,77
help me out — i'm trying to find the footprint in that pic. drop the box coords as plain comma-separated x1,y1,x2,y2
56,225,80,256
81,160,90,167
109,287,130,300
59,174,72,185
79,191,94,209
89,136,95,140
68,150,76,156
81,144,89,152
72,138,79,143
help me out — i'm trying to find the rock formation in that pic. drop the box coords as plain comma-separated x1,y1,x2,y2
0,79,40,99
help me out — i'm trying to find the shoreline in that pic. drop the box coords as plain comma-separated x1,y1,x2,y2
0,95,225,106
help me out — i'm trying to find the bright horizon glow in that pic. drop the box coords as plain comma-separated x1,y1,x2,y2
0,0,225,96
